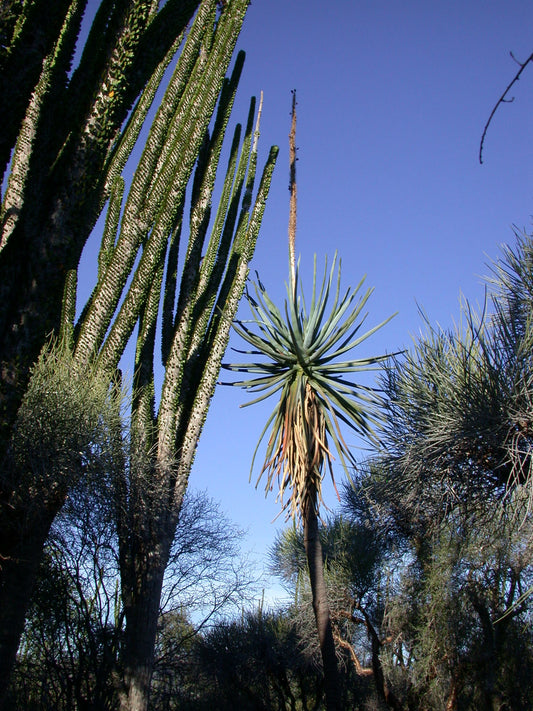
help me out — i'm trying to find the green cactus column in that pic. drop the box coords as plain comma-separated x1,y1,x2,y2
0,2,278,706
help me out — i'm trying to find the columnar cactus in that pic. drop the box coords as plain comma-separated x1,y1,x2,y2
0,2,277,706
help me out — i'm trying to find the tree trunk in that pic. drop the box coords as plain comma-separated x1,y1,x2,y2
302,500,342,711
359,605,404,710
0,507,56,709
119,513,172,711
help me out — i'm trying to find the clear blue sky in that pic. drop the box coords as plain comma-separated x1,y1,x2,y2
79,1,533,604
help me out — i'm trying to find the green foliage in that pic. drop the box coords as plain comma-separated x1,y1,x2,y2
190,608,324,710
377,487,533,710
350,230,533,709
271,514,386,601
270,476,533,710
373,230,533,537
8,339,123,508
224,254,394,518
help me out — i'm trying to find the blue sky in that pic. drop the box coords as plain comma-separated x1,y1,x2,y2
76,1,533,604
189,0,533,602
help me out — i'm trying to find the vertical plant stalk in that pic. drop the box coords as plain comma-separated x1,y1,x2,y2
288,90,297,293
301,389,342,711
288,97,341,711
114,37,277,708
223,86,395,709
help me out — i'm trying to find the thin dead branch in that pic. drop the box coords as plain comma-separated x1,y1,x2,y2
288,89,297,288
479,51,533,164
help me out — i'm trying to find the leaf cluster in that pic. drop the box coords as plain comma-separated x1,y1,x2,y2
367,230,533,537
224,253,394,518
8,339,124,513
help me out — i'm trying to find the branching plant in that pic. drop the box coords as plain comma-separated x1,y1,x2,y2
0,3,278,707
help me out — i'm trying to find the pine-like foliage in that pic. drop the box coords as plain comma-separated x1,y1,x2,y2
368,229,533,537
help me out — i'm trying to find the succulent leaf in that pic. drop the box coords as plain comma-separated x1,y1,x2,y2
224,253,394,518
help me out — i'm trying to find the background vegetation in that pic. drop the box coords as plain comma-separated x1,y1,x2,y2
7,227,533,711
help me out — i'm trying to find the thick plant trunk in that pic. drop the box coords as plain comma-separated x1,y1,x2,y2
0,508,56,709
359,606,404,710
119,518,171,711
303,500,342,711
121,581,165,710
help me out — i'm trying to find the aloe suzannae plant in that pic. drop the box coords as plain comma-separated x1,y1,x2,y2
224,253,394,710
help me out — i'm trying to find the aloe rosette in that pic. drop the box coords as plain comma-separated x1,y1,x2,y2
223,253,394,519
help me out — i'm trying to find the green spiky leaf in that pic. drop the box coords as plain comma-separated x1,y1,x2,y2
223,253,395,518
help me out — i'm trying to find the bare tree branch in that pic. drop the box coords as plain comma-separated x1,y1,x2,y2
479,51,533,164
